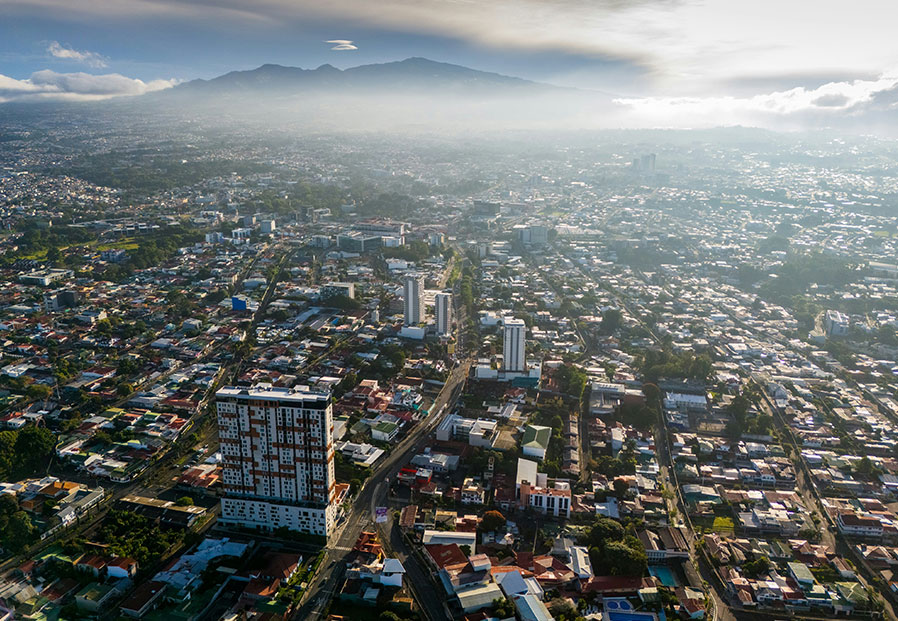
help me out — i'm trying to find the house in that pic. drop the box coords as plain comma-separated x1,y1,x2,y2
423,530,477,552
120,581,167,618
568,545,594,579
107,557,139,579
522,425,551,460
638,527,691,563
75,582,117,613
787,562,816,589
75,554,107,577
520,480,571,518
461,478,485,505
372,421,399,442
838,513,883,539
456,583,504,614
513,593,554,621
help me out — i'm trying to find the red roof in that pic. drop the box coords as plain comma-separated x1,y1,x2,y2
581,576,657,594
425,543,468,569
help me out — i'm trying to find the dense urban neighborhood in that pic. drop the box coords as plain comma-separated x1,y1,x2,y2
1,111,898,621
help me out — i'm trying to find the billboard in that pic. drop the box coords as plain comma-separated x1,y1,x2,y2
375,506,388,523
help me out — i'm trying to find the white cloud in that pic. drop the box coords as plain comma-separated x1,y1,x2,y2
326,39,357,51
10,0,898,94
0,70,177,103
47,41,108,68
613,73,898,128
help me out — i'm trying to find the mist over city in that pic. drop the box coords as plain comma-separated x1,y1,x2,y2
2,1,898,621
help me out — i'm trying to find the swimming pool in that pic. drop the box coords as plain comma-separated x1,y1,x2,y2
649,566,678,587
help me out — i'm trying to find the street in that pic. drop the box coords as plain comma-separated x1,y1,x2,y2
295,358,472,620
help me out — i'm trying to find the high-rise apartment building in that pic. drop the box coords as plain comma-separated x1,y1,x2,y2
216,385,336,538
404,275,425,325
503,316,527,373
435,292,452,337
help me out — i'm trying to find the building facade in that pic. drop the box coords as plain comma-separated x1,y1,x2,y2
503,317,526,373
215,385,336,538
404,275,425,325
435,292,452,336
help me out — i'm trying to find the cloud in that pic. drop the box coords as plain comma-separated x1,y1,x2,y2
8,0,898,95
47,41,108,68
612,73,898,128
0,70,177,103
326,39,358,51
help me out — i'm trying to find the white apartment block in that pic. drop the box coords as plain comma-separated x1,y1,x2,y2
503,317,526,373
435,292,452,336
404,275,425,325
216,385,337,538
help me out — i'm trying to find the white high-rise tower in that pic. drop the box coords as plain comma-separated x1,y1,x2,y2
435,292,452,337
404,275,425,325
503,316,526,373
215,385,337,538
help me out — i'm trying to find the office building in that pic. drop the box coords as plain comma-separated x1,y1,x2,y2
824,310,849,336
215,385,337,538
517,225,549,247
503,316,527,373
435,292,452,336
404,275,425,326
337,232,382,253
260,219,276,234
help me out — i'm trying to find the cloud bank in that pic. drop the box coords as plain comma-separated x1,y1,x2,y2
613,74,898,129
47,41,108,68
0,70,177,103
7,0,898,95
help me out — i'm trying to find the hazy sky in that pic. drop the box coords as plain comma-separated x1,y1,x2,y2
2,0,898,127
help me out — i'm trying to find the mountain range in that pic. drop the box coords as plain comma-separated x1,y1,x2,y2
142,57,609,131
165,57,556,97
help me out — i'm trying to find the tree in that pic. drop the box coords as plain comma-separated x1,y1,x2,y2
25,384,52,401
116,383,134,397
175,496,194,507
613,479,631,499
479,510,506,533
617,403,656,430
492,597,515,619
0,495,36,553
548,597,578,619
642,383,661,407
587,517,624,548
15,425,55,470
854,456,883,478
602,540,647,576
600,308,623,335
45,245,63,266
742,556,770,578
459,544,472,557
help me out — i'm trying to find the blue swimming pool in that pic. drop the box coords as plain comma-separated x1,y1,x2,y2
649,566,678,587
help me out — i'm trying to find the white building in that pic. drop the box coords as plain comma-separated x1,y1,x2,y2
260,219,276,234
503,316,527,373
435,414,498,448
216,385,337,538
824,310,849,336
404,275,425,325
435,292,452,337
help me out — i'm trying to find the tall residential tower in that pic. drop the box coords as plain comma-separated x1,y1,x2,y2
215,385,336,538
403,275,425,325
503,316,526,373
435,291,452,337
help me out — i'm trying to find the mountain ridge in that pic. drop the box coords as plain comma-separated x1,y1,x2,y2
166,56,555,97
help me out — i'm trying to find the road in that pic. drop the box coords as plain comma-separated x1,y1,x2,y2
295,358,472,620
